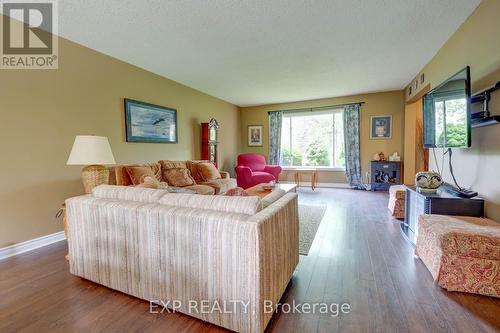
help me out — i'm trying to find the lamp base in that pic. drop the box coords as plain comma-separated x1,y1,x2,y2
82,165,109,194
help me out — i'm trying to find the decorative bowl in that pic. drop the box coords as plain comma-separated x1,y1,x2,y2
415,171,443,193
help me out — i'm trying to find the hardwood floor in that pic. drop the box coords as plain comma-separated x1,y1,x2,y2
1,188,499,333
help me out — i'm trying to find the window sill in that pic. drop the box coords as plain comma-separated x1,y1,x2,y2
281,167,346,172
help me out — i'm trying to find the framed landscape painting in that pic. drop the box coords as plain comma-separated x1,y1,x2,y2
124,98,178,143
370,115,392,139
248,125,263,146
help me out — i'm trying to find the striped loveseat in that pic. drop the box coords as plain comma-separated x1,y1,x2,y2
66,185,299,333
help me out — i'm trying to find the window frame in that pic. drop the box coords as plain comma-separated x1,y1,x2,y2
280,108,345,171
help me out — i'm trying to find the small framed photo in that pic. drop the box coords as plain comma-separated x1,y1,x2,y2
248,125,263,146
370,115,392,139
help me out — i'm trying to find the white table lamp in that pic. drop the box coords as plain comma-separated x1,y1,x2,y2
67,135,116,193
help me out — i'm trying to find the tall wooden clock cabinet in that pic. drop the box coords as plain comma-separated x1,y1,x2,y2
201,118,219,166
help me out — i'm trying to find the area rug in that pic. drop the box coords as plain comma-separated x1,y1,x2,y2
298,204,327,255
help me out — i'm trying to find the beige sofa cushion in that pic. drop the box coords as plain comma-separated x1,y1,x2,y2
183,184,215,195
200,178,237,194
159,193,262,215
92,185,166,203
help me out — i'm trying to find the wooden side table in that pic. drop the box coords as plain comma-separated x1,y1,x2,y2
294,169,318,191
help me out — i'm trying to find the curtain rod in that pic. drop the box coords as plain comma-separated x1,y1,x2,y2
267,102,365,114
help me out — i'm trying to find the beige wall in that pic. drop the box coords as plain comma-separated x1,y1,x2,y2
403,98,427,185
404,0,500,220
0,25,239,247
240,91,405,184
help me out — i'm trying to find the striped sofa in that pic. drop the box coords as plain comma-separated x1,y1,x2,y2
66,185,299,333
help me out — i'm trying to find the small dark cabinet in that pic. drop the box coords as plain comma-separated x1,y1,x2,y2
401,186,485,244
370,161,401,191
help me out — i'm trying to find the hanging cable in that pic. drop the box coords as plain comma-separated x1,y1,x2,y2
432,148,441,175
441,149,445,178
445,148,462,190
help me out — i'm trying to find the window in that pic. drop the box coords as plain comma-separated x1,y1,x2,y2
434,95,467,147
280,109,345,169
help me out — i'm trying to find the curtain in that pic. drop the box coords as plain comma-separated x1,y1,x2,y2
268,111,283,165
343,104,367,190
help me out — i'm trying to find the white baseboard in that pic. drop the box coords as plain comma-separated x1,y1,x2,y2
0,231,66,261
281,181,350,189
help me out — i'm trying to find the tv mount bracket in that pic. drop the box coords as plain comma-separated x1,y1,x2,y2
471,81,500,119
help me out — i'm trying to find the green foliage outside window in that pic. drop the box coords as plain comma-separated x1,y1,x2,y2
438,123,467,147
281,147,303,166
306,139,330,166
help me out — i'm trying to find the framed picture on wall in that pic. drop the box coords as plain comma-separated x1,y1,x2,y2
124,98,178,143
248,125,263,146
370,115,392,139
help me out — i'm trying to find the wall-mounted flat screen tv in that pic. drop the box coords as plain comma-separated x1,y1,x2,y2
423,66,471,148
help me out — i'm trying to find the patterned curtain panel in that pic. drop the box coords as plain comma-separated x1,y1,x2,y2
343,104,367,190
268,111,283,165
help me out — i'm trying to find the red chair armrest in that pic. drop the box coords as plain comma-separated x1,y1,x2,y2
263,165,282,180
264,165,282,173
235,165,252,176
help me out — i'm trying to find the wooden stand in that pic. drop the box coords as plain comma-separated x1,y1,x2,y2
294,169,317,191
370,161,401,191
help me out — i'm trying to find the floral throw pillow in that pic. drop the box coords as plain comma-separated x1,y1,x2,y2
162,168,196,187
224,187,248,196
197,162,222,182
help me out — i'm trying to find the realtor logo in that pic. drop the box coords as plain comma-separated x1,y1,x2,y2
1,0,58,69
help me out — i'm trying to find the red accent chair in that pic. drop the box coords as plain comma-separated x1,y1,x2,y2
235,154,282,189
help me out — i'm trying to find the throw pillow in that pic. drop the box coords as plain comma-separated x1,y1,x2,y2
136,176,169,189
162,168,196,187
186,160,206,183
197,162,222,182
224,187,248,196
126,166,157,185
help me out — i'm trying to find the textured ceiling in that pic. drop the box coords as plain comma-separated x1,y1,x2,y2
56,0,480,106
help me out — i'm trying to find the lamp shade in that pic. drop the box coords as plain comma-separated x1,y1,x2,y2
67,135,116,165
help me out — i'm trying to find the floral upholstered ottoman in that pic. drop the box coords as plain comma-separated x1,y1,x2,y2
415,214,500,297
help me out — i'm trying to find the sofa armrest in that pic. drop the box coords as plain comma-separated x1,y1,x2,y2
249,193,299,331
219,171,230,179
